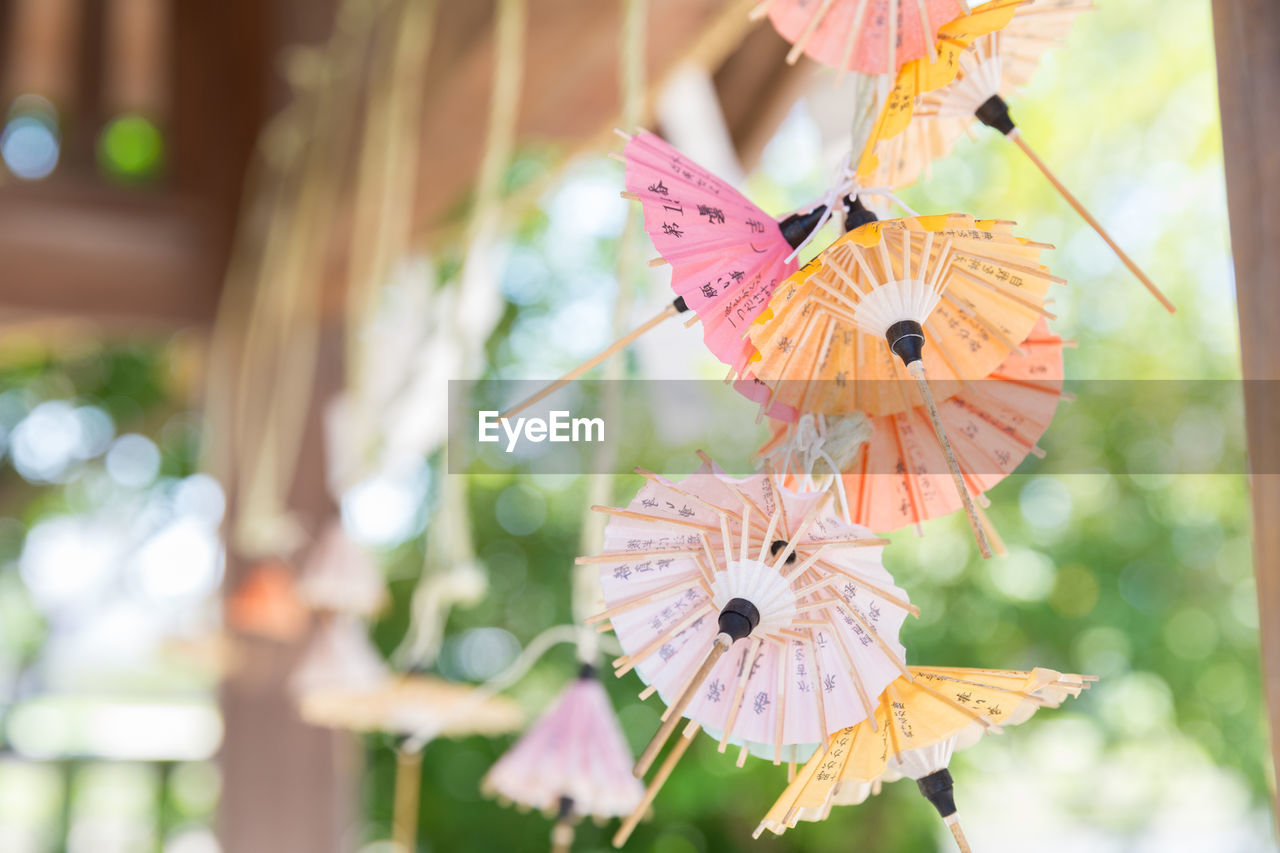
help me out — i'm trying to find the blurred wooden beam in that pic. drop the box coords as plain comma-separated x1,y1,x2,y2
1212,0,1280,826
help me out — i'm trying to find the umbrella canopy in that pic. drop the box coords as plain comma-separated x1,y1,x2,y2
859,0,1173,312
864,0,1091,189
483,665,644,851
760,317,1066,534
756,0,972,76
744,209,1059,555
502,130,820,420
757,665,1096,850
582,455,914,838
299,672,524,738
745,212,1057,418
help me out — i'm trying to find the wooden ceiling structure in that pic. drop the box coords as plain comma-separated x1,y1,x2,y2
0,0,1277,850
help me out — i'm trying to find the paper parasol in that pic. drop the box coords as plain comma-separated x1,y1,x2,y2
863,0,1086,188
289,614,390,698
753,0,972,76
759,317,1066,537
864,1,1173,312
757,665,1096,850
502,130,824,419
581,455,914,843
296,521,388,617
483,664,645,853
746,206,1059,555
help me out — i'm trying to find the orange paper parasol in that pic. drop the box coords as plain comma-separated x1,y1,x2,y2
756,665,1096,850
759,318,1067,537
746,205,1059,555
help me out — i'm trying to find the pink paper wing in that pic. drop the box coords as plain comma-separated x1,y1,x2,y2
624,131,797,369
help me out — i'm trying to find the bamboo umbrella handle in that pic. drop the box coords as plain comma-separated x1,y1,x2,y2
634,633,731,776
1009,131,1176,314
614,722,701,848
551,816,574,853
391,749,423,853
948,818,974,853
500,302,678,420
907,362,992,559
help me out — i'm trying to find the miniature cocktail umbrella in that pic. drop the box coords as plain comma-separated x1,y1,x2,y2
861,1,1174,312
483,664,645,852
756,665,1096,850
501,130,826,419
759,318,1066,537
754,0,972,75
296,521,388,617
581,454,915,843
745,201,1059,555
864,0,1088,188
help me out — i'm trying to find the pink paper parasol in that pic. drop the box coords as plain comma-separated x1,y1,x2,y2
483,665,645,852
580,454,915,842
501,131,820,420
756,0,971,76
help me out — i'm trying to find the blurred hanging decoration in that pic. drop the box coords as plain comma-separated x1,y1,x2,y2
483,664,646,853
859,1,1175,312
756,666,1096,851
297,521,389,618
758,318,1067,541
201,0,385,561
226,558,309,642
745,200,1060,556
754,0,972,76
582,456,916,844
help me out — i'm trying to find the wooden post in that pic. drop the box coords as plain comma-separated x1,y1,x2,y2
218,320,360,853
1212,0,1280,827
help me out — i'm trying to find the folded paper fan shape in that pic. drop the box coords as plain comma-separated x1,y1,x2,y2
483,665,645,852
581,454,914,843
760,317,1066,535
297,521,388,617
501,130,820,420
756,665,1096,850
746,208,1059,555
755,0,972,76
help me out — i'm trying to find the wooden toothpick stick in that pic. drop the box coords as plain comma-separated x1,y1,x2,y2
1009,131,1175,313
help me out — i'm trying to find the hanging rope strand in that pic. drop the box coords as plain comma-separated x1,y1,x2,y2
575,0,649,663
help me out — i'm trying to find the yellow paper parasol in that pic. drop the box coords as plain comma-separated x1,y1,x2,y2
756,665,1096,850
859,0,1174,312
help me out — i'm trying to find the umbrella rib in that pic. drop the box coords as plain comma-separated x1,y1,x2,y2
948,264,1058,316
756,504,784,562
718,637,762,751
584,571,707,624
776,491,834,576
786,0,838,65
773,643,788,764
825,599,912,682
812,556,918,615
575,548,700,564
590,505,718,533
613,604,714,677
804,630,831,738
